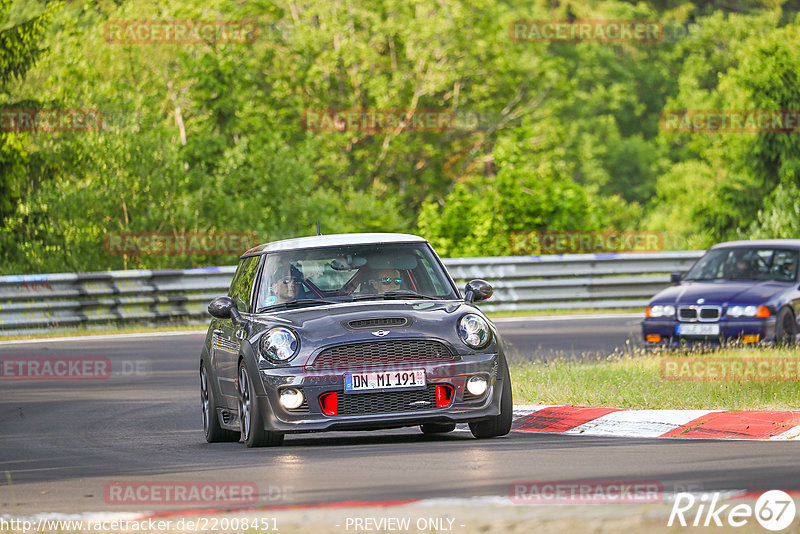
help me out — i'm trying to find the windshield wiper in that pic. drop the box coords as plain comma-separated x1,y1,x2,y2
258,298,339,312
352,291,442,301
379,290,440,300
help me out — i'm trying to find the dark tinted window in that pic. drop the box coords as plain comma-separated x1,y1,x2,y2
228,256,260,312
685,247,799,282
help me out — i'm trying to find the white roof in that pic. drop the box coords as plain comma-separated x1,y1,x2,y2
242,233,428,256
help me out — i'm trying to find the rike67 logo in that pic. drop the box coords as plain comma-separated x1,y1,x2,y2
669,490,796,531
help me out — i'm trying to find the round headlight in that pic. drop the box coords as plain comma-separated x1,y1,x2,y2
279,388,304,410
744,305,757,317
728,305,744,317
458,314,491,349
466,375,488,396
260,327,299,363
648,305,675,318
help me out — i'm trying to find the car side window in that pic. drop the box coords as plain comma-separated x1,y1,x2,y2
416,255,447,296
228,257,259,313
769,250,799,281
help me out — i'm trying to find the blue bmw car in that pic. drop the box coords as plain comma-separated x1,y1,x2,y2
642,239,800,346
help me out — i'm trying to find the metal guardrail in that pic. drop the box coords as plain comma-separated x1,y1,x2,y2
0,251,704,334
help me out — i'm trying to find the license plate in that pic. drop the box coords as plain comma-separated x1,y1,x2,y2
676,323,720,336
344,370,426,392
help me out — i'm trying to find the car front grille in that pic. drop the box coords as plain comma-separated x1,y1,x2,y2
347,317,409,329
338,385,438,415
307,340,457,371
678,305,721,322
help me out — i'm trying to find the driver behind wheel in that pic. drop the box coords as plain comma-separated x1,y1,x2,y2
371,268,403,293
729,254,757,279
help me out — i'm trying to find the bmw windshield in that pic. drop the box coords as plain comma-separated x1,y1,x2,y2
684,247,799,282
255,243,458,311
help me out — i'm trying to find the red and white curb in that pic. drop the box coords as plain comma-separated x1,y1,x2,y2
10,490,800,525
510,405,800,440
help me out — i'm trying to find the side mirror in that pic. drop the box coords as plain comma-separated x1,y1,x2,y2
464,279,493,304
208,296,243,323
670,272,682,285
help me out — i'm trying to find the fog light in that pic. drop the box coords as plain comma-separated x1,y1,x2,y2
466,375,488,396
279,388,304,410
646,334,662,343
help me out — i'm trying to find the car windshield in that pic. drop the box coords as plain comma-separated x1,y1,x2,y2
255,243,457,310
684,247,799,282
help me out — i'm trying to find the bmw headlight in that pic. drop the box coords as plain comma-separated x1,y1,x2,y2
728,305,745,317
646,305,676,318
458,314,491,349
259,327,299,363
727,305,769,318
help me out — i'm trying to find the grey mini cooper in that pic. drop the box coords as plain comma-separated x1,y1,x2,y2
200,233,512,447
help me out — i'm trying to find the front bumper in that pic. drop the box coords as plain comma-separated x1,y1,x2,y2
642,317,777,346
255,353,502,433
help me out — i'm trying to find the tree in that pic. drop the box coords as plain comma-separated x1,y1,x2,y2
646,12,800,244
0,0,55,223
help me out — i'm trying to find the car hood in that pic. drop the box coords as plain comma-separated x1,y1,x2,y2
652,280,790,305
252,300,485,354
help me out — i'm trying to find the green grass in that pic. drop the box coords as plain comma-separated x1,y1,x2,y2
509,347,800,410
485,307,640,318
0,323,205,341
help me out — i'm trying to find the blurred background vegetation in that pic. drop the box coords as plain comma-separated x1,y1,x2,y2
1,0,799,273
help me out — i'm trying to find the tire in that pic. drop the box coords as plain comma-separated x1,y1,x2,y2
421,423,456,434
201,364,239,443
469,361,513,439
775,307,797,346
238,361,284,448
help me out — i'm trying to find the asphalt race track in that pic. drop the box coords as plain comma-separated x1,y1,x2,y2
493,313,644,361
1,316,798,515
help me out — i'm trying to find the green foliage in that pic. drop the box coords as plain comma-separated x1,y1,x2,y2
0,0,54,85
0,0,57,231
419,122,603,257
647,13,800,244
2,0,800,274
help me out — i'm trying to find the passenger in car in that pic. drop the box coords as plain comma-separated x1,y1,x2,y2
263,265,304,305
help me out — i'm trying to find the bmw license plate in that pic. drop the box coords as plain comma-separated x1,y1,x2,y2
676,323,720,335
344,370,426,392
